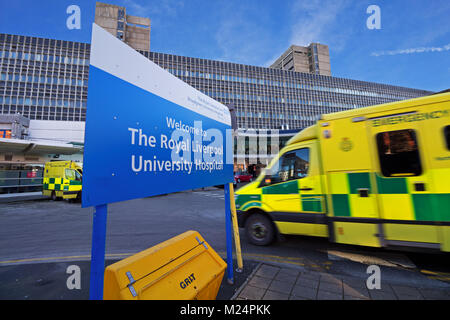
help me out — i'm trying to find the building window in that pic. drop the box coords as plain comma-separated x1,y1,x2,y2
445,126,450,150
376,129,422,177
118,9,125,20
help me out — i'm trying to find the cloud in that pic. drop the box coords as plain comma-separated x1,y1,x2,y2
371,44,450,57
212,4,273,66
263,51,286,68
289,0,350,47
122,0,184,18
122,0,149,16
264,0,351,66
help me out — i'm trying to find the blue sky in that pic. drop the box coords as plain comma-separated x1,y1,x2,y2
0,0,449,92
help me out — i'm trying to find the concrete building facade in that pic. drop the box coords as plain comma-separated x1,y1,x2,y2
0,33,89,122
139,50,429,130
270,43,331,76
0,2,433,192
94,1,151,51
0,32,432,132
0,114,29,140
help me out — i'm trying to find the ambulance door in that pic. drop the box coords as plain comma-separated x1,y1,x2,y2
368,114,440,248
414,103,450,252
260,148,305,213
296,141,327,237
321,116,382,247
261,142,326,236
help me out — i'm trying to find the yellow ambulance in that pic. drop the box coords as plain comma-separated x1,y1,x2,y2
42,160,83,201
235,92,450,252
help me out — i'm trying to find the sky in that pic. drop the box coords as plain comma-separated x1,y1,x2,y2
0,0,449,92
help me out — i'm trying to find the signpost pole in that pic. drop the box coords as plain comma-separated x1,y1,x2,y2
224,184,234,285
229,183,244,272
89,204,108,300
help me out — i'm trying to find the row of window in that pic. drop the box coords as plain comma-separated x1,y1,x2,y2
0,109,85,121
165,68,411,100
0,50,89,66
0,50,424,105
0,34,89,49
0,96,86,108
0,36,428,106
0,108,84,114
235,110,319,121
0,73,87,87
0,61,388,110
202,89,364,109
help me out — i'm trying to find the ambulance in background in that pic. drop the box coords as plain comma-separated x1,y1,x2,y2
42,161,82,201
235,92,450,252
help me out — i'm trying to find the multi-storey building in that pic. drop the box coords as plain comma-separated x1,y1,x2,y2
143,51,431,130
0,34,89,122
270,43,331,76
94,2,151,51
0,33,432,131
0,3,436,194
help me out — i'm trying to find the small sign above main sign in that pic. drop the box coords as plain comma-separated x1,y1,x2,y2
82,24,233,208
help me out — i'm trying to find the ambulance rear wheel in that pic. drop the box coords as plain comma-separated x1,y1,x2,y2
51,191,57,201
245,213,275,246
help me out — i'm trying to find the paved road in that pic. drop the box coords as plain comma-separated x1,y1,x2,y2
0,188,228,261
1,186,449,290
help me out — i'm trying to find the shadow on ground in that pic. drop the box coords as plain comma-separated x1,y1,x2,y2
0,259,259,300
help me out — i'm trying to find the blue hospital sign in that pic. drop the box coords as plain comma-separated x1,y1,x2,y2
82,24,233,207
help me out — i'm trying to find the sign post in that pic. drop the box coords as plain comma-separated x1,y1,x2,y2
224,183,234,284
89,204,108,300
229,183,244,272
83,24,235,299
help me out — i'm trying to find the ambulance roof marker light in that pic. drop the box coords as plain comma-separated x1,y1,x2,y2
352,116,366,122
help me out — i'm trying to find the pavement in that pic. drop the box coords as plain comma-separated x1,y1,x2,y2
2,255,449,300
1,188,450,300
0,258,259,300
232,262,450,300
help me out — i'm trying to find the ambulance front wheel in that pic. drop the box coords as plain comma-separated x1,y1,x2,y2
245,213,275,246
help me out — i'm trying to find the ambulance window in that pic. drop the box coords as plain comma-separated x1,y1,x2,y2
376,129,422,177
267,148,309,184
65,169,75,179
445,126,450,150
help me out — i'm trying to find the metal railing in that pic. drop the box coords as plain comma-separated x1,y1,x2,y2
0,170,43,194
